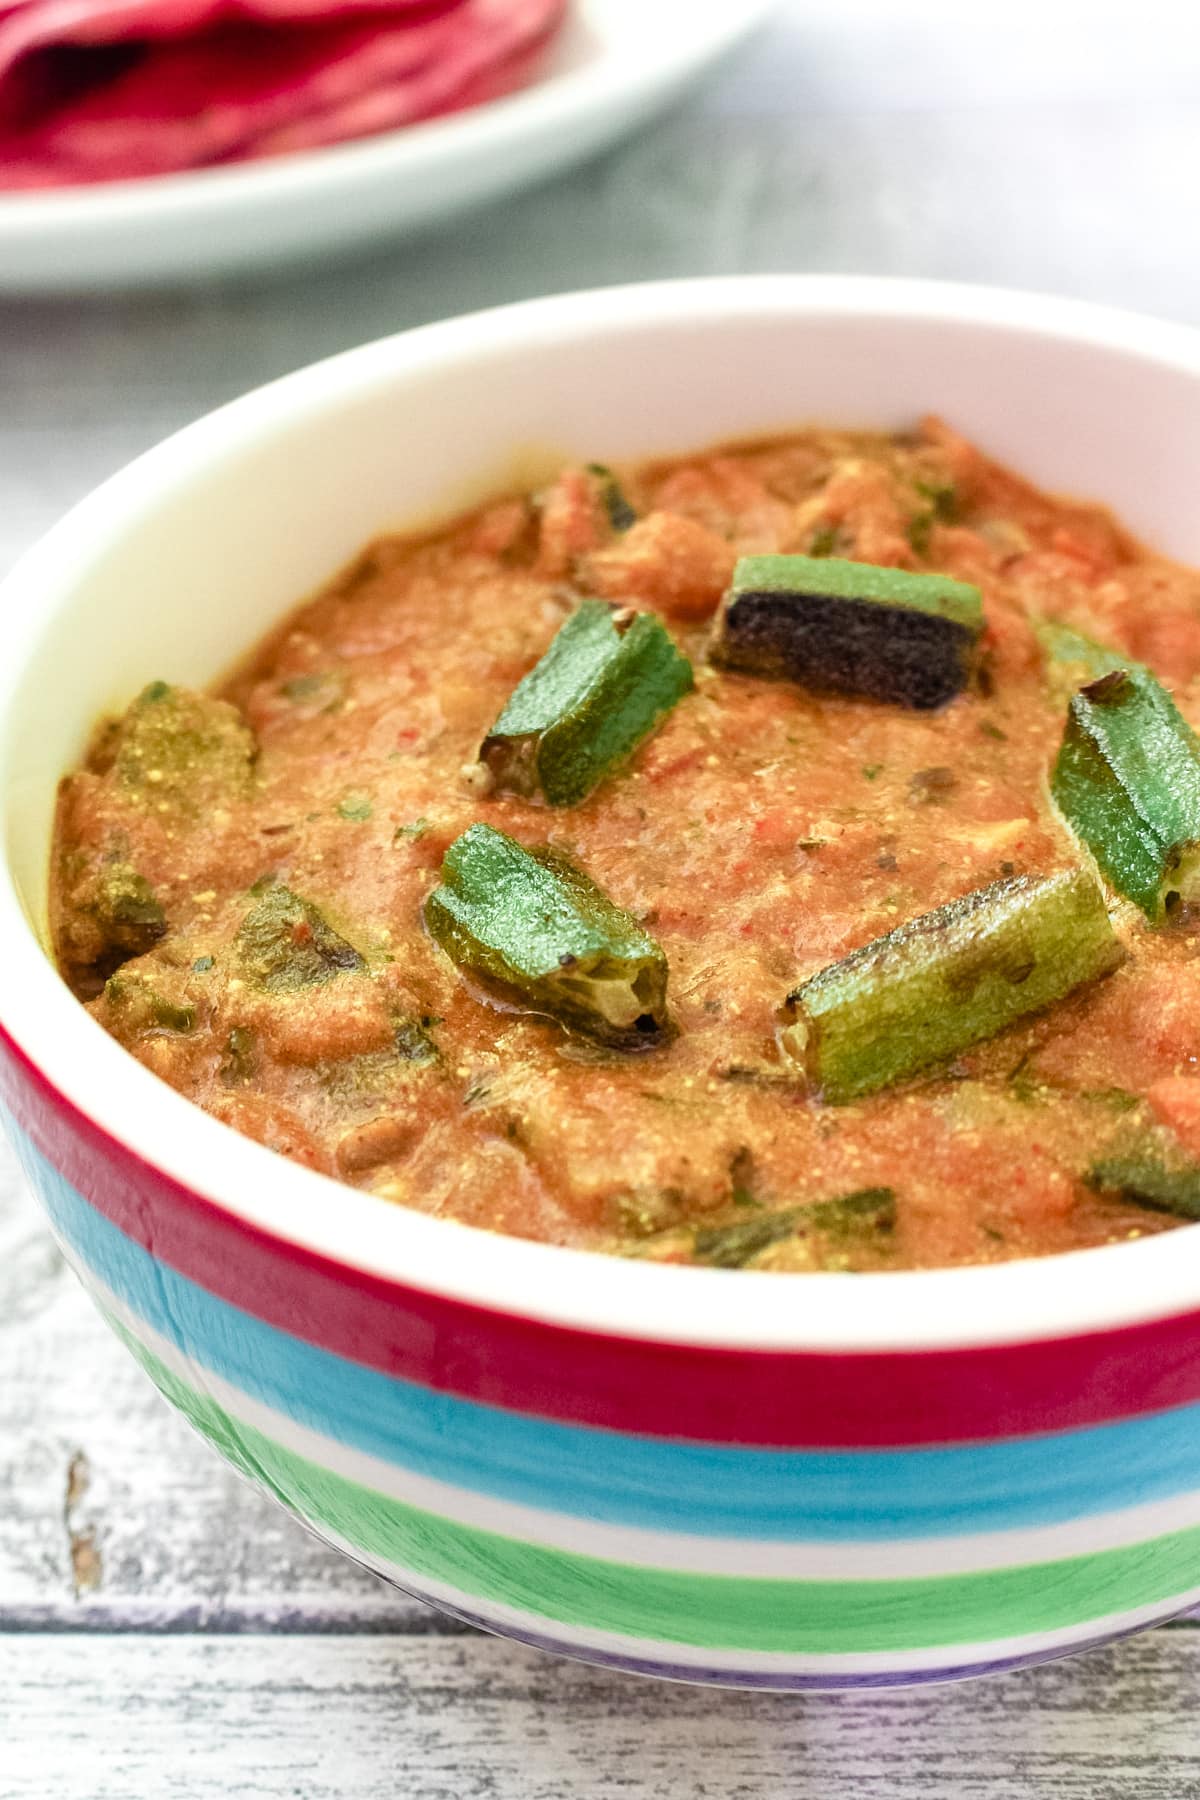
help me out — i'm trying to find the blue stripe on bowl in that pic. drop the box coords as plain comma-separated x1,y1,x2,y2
19,1127,1200,1542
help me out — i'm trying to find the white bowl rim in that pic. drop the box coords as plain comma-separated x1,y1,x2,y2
5,272,1200,1355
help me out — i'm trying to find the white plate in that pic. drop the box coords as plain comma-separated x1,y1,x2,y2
0,0,773,291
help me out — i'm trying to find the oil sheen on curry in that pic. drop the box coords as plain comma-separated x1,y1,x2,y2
51,420,1200,1272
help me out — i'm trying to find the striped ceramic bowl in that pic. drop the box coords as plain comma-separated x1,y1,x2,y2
5,278,1200,1689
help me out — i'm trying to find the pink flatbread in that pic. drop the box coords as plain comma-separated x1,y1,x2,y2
0,0,451,66
0,0,566,186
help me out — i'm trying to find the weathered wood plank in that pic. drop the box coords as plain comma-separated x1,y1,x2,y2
7,1628,1200,1799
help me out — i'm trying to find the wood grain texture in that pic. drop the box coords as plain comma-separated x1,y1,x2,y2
8,1630,1200,1800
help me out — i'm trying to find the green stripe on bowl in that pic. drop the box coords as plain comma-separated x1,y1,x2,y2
121,1324,1200,1655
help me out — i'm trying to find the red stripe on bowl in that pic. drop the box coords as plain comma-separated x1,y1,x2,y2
4,1021,1199,1449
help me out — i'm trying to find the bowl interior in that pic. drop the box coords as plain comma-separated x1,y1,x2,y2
7,286,1200,939
5,277,1200,1347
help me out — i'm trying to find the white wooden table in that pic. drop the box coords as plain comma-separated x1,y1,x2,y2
7,5,1200,1791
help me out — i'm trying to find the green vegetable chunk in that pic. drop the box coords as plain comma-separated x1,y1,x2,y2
1087,1151,1200,1221
1051,667,1200,921
480,600,693,807
102,972,195,1035
781,869,1122,1102
235,885,365,991
693,1210,801,1270
112,681,256,814
1034,618,1128,687
92,861,166,954
425,823,669,1046
710,554,984,709
692,1187,896,1269
807,1185,897,1236
337,790,373,822
586,463,638,533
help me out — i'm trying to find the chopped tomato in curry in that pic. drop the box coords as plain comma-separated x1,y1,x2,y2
50,419,1200,1271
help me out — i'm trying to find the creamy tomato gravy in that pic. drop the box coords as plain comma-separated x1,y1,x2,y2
51,419,1200,1270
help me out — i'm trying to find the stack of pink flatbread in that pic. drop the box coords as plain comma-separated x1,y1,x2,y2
0,0,566,186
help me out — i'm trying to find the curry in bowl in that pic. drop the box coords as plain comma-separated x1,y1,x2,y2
50,419,1200,1272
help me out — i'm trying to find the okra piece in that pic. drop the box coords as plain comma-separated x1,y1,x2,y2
781,869,1122,1102
1087,1149,1200,1221
481,600,693,807
807,1185,897,1236
710,554,984,708
425,823,668,1046
101,971,196,1035
1051,667,1200,921
112,681,257,815
693,1208,802,1270
1035,618,1127,688
91,861,166,958
586,463,638,533
692,1187,896,1269
235,885,365,991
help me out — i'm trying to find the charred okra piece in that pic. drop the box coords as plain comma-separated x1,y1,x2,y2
781,869,1122,1102
1051,667,1200,922
710,554,983,708
425,823,668,1045
481,600,693,807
